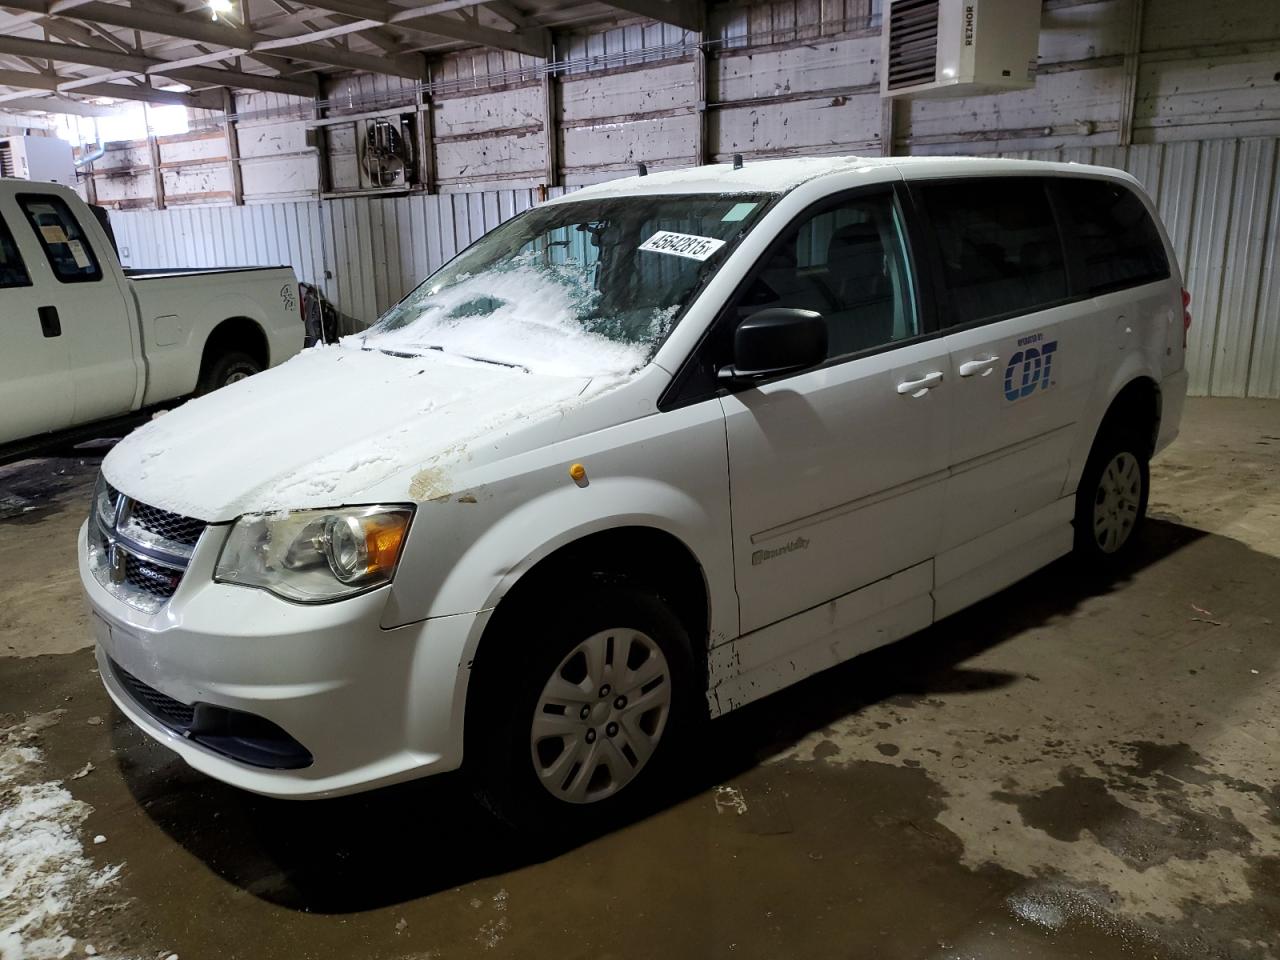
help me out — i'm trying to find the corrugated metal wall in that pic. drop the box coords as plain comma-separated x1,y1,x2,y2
1002,139,1280,399
110,187,568,325
111,137,1279,397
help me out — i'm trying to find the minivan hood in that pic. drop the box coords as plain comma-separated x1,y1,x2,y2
103,344,608,522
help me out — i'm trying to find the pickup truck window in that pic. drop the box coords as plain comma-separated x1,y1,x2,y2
17,193,103,283
364,193,773,378
921,178,1069,328
0,214,31,288
734,190,918,359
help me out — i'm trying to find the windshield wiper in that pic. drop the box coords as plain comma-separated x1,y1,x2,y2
361,342,529,373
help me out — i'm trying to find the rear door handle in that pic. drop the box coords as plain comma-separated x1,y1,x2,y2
897,371,944,397
38,305,61,338
958,355,1000,377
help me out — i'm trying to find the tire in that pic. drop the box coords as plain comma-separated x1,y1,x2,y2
1073,425,1150,562
196,351,262,396
469,584,698,835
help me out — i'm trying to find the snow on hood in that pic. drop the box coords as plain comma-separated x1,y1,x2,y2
103,345,615,522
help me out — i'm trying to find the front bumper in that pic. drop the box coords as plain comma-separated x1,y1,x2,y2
80,520,486,799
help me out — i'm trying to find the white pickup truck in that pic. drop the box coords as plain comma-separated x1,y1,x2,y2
0,179,303,460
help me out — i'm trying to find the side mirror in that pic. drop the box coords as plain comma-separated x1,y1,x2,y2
718,308,828,384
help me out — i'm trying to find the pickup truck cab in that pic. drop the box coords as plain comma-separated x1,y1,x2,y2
81,156,1189,828
0,179,303,459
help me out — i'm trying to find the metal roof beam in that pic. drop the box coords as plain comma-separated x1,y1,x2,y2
67,80,225,107
300,0,549,56
0,68,223,108
0,92,115,113
596,0,702,32
0,0,428,78
0,34,319,96
0,0,91,28
387,11,548,56
0,67,59,90
483,1,530,28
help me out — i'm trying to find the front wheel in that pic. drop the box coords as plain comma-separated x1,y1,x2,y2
469,585,697,833
1073,428,1150,561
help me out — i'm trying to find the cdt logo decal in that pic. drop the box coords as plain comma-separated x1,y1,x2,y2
1004,335,1058,402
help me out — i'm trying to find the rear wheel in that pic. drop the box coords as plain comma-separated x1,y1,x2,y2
470,584,696,833
1073,428,1150,561
197,351,261,395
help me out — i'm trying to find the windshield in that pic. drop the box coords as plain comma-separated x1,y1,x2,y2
362,193,773,377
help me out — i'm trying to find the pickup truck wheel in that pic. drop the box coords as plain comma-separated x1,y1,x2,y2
1073,428,1150,561
197,351,262,395
470,584,696,835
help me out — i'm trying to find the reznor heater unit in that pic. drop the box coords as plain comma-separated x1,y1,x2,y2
881,0,1041,98
0,136,76,186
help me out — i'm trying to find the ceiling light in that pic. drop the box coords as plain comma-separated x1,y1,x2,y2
207,0,233,21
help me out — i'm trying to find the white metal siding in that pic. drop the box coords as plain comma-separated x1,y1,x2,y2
95,0,1280,399
111,138,1279,397
1000,138,1280,398
110,187,568,325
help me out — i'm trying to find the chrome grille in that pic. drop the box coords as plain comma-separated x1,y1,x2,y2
88,475,207,613
128,502,205,547
124,553,183,600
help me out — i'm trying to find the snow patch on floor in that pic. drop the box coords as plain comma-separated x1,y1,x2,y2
473,888,509,950
0,711,124,960
713,785,748,816
766,686,1280,934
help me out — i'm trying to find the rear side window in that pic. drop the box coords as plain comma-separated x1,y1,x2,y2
0,214,31,288
921,178,1068,327
1054,179,1170,295
17,193,103,283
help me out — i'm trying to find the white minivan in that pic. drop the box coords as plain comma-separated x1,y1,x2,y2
81,156,1189,826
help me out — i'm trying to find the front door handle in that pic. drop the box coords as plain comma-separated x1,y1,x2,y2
38,305,61,338
897,371,944,397
958,355,1000,377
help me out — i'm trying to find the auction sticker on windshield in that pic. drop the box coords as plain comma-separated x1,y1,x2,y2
639,231,727,261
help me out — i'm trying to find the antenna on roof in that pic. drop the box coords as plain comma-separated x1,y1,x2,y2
732,154,743,170
636,162,648,177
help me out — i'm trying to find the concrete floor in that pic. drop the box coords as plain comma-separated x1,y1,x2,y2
1,397,1278,960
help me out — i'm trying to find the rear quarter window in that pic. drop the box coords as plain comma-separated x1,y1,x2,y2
1053,178,1170,295
17,193,103,283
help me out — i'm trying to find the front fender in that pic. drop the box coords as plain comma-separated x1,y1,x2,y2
382,395,738,644
478,479,718,614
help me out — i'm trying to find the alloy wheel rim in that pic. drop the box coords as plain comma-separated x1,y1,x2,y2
1093,451,1142,554
225,370,251,384
530,628,672,804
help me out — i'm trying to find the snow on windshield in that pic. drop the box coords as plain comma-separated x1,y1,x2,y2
361,194,772,379
363,253,669,378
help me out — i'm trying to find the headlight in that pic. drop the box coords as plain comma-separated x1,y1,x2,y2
93,473,119,526
214,505,414,603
